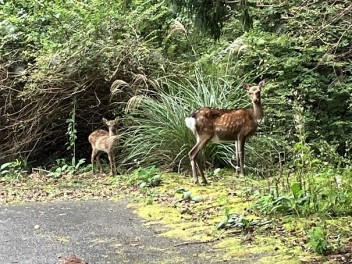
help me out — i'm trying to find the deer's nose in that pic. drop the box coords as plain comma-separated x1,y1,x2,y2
253,98,259,103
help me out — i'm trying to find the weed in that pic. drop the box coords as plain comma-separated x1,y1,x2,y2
66,96,80,170
217,211,270,232
252,168,352,217
48,158,86,178
174,188,203,203
0,159,28,180
308,225,331,255
128,166,162,188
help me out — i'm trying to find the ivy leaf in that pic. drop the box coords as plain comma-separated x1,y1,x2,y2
182,191,191,200
191,195,203,202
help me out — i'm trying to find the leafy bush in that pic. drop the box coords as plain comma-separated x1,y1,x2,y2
252,168,352,217
0,159,28,180
308,225,331,255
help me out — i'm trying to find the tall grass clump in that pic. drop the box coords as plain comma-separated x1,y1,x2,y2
119,71,249,173
119,71,288,177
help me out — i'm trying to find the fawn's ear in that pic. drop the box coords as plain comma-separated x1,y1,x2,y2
258,80,265,89
243,83,250,90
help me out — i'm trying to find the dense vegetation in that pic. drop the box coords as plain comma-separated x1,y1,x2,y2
1,0,352,261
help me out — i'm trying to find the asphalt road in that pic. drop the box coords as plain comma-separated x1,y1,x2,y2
0,200,225,264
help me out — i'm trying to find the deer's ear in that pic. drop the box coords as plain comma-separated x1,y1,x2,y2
243,83,250,90
258,80,265,89
102,118,107,123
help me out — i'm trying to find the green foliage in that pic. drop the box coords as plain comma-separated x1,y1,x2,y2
175,188,203,202
48,158,86,178
217,211,270,231
308,225,331,255
0,159,28,180
252,168,352,217
237,2,352,162
170,0,253,39
128,166,162,188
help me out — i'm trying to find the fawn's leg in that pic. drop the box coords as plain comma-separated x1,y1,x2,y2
95,152,103,173
91,149,98,174
107,152,115,175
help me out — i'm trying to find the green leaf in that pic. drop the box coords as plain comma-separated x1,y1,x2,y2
139,182,147,188
291,182,302,198
191,195,203,202
217,220,228,230
75,158,86,169
182,191,192,200
175,188,188,194
213,168,221,175
0,162,12,170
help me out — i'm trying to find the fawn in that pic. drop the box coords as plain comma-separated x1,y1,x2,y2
88,118,119,175
185,80,265,184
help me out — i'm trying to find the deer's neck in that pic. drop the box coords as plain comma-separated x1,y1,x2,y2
252,101,264,123
108,128,115,137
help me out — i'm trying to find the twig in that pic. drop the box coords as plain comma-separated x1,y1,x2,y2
32,168,51,173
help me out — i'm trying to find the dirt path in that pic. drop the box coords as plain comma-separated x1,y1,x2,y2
0,200,234,264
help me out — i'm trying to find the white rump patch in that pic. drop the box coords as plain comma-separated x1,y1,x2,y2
185,117,197,134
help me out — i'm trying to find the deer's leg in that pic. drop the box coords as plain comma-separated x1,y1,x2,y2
234,140,240,174
113,157,117,175
97,152,104,173
91,149,98,174
188,135,212,184
238,138,246,176
111,154,117,175
107,152,116,176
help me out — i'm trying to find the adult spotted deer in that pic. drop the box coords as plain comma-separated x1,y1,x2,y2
88,118,119,175
185,80,265,184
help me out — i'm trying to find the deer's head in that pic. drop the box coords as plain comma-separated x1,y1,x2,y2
243,80,265,104
102,117,119,135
